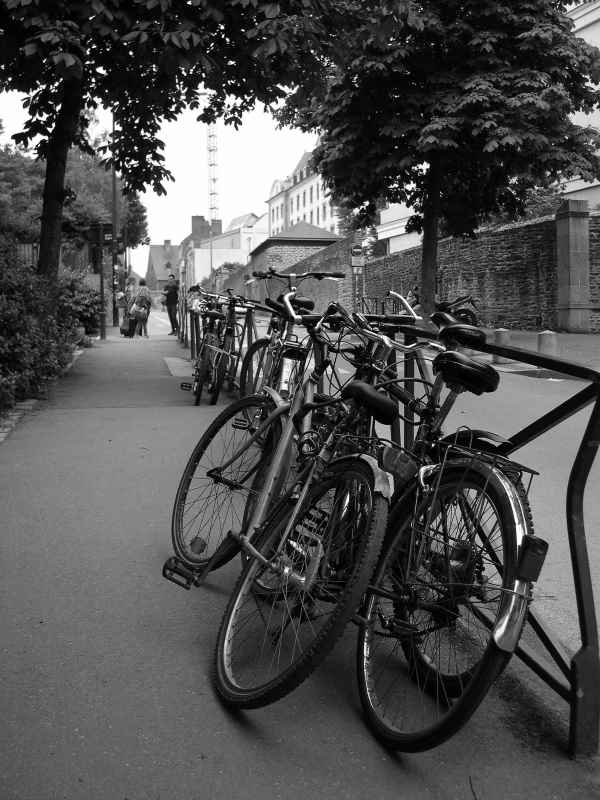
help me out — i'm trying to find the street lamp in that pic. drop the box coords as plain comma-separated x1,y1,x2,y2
351,244,364,312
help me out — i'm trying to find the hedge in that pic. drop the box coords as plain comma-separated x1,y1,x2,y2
0,261,102,410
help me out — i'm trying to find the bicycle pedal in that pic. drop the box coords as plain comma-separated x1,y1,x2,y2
162,556,202,590
180,382,192,391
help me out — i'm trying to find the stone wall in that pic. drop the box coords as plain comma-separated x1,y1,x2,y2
283,215,569,329
227,202,599,332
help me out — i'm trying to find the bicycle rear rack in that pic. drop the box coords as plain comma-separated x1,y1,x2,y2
394,324,600,758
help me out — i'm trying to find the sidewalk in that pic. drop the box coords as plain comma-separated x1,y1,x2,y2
0,311,599,799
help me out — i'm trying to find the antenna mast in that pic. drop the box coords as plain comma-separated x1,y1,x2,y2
207,123,218,287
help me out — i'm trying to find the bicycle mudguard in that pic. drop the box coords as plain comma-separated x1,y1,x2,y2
331,454,394,499
261,385,290,409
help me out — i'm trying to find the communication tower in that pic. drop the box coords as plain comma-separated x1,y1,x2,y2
207,123,218,285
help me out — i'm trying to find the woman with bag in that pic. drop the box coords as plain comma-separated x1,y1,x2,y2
132,278,153,338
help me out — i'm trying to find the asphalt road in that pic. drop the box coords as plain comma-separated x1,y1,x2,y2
1,312,599,800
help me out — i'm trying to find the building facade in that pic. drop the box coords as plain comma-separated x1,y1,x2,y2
266,152,341,237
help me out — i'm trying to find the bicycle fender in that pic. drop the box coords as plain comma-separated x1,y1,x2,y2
440,429,509,449
332,454,394,499
260,385,288,408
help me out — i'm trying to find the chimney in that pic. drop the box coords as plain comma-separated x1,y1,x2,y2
164,239,171,248
192,215,210,243
211,219,222,236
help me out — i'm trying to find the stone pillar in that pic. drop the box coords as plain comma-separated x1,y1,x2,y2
555,199,590,332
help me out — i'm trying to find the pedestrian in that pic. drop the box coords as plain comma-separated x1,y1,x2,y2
163,273,179,335
124,275,138,338
132,278,153,338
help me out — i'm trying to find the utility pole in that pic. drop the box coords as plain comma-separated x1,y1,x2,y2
207,122,218,290
111,116,119,326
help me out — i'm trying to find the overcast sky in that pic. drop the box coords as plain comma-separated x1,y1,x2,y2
0,92,317,273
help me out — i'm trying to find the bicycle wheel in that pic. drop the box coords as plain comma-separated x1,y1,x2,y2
208,335,232,405
171,394,280,570
239,337,280,397
357,458,528,752
213,458,388,708
192,349,209,406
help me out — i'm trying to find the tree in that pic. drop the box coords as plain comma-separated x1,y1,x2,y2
279,0,600,312
0,0,325,281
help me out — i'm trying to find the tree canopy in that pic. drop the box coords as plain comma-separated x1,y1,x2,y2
0,0,326,278
279,0,600,310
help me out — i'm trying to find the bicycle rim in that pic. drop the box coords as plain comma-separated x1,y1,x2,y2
171,394,279,569
358,459,522,751
214,460,388,708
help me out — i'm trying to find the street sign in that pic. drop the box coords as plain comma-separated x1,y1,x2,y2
350,244,362,257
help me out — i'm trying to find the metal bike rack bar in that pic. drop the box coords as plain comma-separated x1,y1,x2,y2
397,325,600,756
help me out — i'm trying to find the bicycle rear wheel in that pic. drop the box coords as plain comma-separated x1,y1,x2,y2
357,458,527,751
171,394,280,570
239,337,280,397
213,458,388,709
192,350,209,405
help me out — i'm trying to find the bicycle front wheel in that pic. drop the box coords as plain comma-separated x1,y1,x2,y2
171,394,280,570
357,458,526,752
208,335,232,405
213,458,388,709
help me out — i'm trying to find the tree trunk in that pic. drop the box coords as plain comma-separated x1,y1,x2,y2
420,157,442,318
37,76,84,281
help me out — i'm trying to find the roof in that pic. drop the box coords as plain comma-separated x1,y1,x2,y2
146,242,181,281
250,221,340,257
226,213,260,231
291,151,313,177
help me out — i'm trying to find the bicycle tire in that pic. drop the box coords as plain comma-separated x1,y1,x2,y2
208,335,232,405
357,458,529,752
193,350,209,406
239,337,280,397
213,458,388,709
171,394,281,570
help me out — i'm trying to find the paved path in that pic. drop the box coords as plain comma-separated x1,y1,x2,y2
1,312,599,799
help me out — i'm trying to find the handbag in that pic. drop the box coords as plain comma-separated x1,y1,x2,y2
132,304,148,321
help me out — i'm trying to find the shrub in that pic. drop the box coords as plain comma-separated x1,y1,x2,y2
0,262,102,410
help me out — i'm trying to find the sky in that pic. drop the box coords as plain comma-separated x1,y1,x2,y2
0,92,317,274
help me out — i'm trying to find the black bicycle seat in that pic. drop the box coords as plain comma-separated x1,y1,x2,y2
433,351,499,395
431,311,457,329
276,293,315,311
438,322,486,348
341,381,397,424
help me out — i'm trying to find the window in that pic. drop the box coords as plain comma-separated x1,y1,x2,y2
322,204,327,221
309,186,313,204
296,195,300,211
310,211,313,224
316,208,320,225
303,191,306,207
316,183,320,201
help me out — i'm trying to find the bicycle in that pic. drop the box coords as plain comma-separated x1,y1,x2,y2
239,268,345,397
349,315,549,751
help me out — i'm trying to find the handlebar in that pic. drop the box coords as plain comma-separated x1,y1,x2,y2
387,290,421,319
252,269,345,282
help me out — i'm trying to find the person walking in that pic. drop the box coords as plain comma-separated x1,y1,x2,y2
132,278,153,338
163,273,179,335
124,275,138,338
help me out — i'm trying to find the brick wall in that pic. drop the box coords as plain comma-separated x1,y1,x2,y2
282,218,560,328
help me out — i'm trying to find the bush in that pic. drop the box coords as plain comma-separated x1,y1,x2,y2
0,262,102,410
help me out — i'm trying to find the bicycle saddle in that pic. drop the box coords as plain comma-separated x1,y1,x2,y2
431,311,457,329
341,380,398,424
437,321,486,348
433,351,499,395
276,293,315,311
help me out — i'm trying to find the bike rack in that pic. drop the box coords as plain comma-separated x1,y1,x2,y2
395,325,600,757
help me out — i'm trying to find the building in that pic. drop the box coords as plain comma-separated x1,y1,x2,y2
266,152,341,237
247,221,341,300
145,239,181,291
182,212,268,287
375,1,600,254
